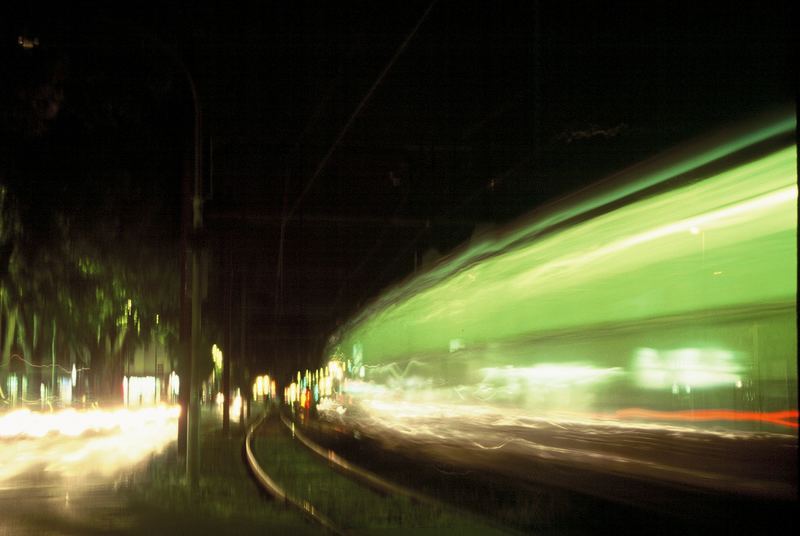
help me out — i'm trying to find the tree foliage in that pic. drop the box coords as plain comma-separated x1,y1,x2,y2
1,29,184,400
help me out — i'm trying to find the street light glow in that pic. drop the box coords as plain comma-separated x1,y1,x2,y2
0,406,179,482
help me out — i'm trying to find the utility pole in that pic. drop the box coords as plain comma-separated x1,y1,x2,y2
154,324,158,404
222,246,232,434
99,33,201,482
51,319,56,401
239,268,246,429
185,67,203,491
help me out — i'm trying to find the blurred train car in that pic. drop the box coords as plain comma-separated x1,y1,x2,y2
293,108,797,513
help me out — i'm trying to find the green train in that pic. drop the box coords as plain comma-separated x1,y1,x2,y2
305,108,797,502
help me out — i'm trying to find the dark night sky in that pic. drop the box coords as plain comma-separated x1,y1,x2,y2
2,1,795,380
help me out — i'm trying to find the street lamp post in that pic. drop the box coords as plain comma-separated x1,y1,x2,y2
148,36,203,489
185,65,203,491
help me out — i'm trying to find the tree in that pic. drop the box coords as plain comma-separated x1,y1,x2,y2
1,28,184,401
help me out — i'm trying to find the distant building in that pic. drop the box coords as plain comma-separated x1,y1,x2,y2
123,335,177,406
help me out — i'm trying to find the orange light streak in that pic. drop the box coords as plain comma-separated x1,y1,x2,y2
612,408,799,428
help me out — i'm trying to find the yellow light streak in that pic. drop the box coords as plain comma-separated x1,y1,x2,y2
0,405,179,482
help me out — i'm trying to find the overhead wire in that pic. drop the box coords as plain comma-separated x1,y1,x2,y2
273,0,439,315
364,153,535,302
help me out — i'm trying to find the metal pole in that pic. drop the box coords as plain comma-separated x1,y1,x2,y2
51,319,56,402
154,336,158,404
222,247,232,434
239,269,246,430
186,69,202,490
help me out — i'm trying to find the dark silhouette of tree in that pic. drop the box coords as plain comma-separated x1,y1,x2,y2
1,25,183,401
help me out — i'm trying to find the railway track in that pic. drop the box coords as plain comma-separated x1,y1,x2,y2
245,409,799,536
244,410,511,535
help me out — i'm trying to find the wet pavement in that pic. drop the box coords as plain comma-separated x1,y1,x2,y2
1,469,166,535
0,408,316,536
0,472,314,536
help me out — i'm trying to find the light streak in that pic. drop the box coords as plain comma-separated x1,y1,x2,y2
612,408,799,428
633,347,743,389
319,398,797,496
1,354,89,375
480,364,623,386
215,390,243,422
337,399,799,434
331,145,797,381
0,405,179,483
510,184,797,289
300,113,797,500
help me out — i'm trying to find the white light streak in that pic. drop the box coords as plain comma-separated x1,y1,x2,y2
0,405,179,483
512,185,797,289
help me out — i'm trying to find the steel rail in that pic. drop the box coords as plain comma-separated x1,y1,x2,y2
279,411,520,535
243,412,346,535
279,412,435,502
